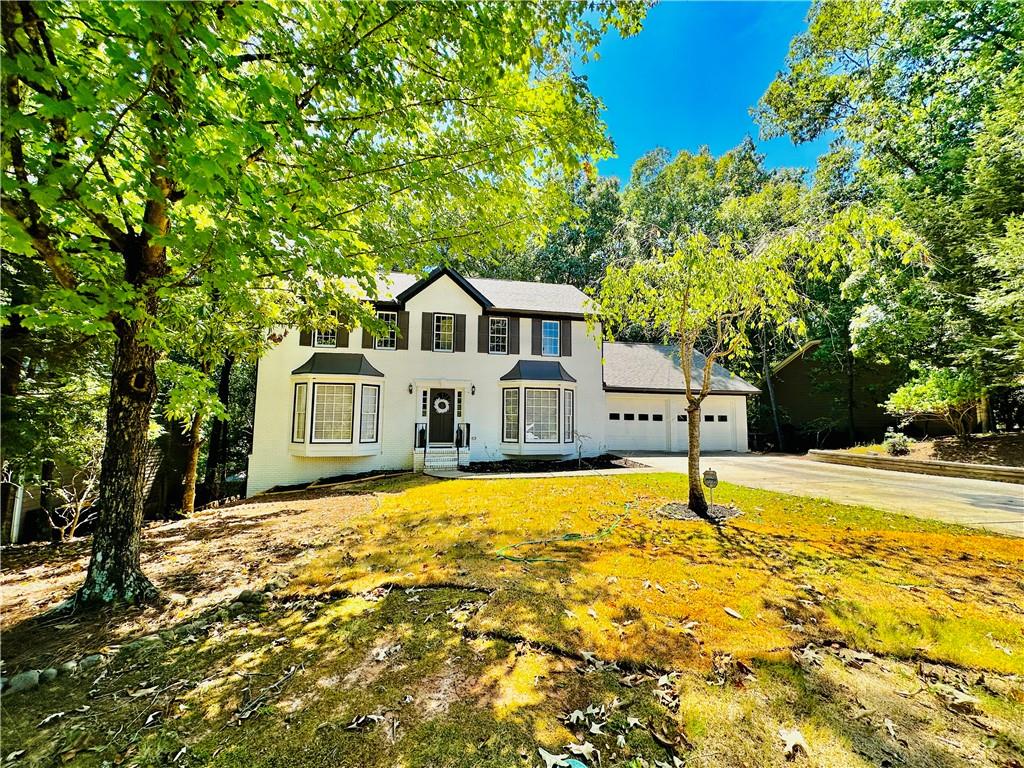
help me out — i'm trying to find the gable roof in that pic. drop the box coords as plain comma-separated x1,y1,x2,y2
372,268,594,317
771,340,822,374
602,342,760,396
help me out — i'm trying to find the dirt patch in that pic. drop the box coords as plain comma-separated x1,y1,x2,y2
464,453,642,474
655,501,742,523
853,432,1024,468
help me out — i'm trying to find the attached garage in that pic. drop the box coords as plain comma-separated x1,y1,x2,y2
602,343,759,454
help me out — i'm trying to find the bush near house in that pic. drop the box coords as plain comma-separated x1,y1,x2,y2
885,368,984,438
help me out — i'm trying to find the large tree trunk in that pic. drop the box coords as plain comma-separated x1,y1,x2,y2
76,319,160,605
204,354,234,501
762,344,785,452
181,412,204,516
686,401,708,515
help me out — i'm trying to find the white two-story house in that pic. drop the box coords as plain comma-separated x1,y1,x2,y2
246,267,758,494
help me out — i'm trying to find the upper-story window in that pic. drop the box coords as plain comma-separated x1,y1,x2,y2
541,320,560,356
488,317,508,354
313,329,337,348
375,311,398,350
434,313,454,352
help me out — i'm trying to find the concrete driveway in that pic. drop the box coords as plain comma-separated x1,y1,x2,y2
615,451,1024,537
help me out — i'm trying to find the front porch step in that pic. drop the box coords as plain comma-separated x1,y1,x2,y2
414,447,464,472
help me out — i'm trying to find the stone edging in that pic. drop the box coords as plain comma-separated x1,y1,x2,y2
807,450,1024,485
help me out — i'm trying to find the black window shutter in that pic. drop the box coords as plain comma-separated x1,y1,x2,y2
531,318,542,355
397,311,410,350
560,319,572,357
299,330,312,347
478,315,489,353
336,327,349,347
509,317,520,354
454,314,466,352
421,312,433,350
361,324,374,349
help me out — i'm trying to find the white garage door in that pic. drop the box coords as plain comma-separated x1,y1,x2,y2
606,396,670,451
675,411,733,454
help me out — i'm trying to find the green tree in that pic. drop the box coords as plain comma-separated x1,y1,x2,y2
757,0,1024,386
885,367,984,438
597,232,808,514
1,1,645,604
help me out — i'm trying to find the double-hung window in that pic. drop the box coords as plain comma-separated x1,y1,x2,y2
502,389,519,442
292,383,307,442
433,313,454,352
359,385,380,442
563,390,574,443
311,383,354,442
488,317,508,354
313,329,337,348
541,320,560,356
524,388,559,443
375,311,397,350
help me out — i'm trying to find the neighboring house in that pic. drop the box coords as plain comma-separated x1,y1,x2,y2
246,268,756,494
767,340,907,450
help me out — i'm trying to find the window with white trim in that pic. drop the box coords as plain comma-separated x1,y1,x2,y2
311,383,354,442
456,390,463,418
359,385,380,442
313,329,337,347
375,311,397,350
292,383,307,442
433,313,454,352
563,389,574,443
488,317,508,354
502,388,519,442
541,320,560,356
524,388,559,443
420,390,428,418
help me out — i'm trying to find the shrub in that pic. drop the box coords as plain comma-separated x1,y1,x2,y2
884,368,982,438
882,429,914,456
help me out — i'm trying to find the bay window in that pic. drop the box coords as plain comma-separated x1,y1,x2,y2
359,384,380,442
524,388,559,443
292,383,307,442
564,389,574,443
502,388,519,442
311,383,354,442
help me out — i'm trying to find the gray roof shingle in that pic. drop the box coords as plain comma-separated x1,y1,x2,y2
373,270,594,315
603,342,760,395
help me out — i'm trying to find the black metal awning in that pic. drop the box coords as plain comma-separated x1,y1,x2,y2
291,353,384,377
499,360,576,382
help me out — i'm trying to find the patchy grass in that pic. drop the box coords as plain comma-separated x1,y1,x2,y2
2,473,1022,767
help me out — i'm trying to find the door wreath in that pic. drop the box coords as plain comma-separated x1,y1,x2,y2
433,396,451,414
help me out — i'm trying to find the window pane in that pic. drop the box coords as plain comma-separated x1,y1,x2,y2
359,386,379,442
564,390,574,443
375,311,397,349
312,384,354,441
434,313,454,351
541,320,560,356
456,390,463,418
503,389,519,441
525,389,558,442
489,317,507,354
292,383,307,442
718,415,728,422
314,329,336,347
420,390,428,418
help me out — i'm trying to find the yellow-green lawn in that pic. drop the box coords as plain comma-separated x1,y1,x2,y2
3,473,1022,768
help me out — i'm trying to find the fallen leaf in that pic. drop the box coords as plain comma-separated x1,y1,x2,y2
538,747,569,768
778,727,808,759
724,607,743,620
38,712,66,728
587,607,598,619
566,741,599,761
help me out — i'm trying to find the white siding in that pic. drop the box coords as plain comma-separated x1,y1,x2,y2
247,274,607,494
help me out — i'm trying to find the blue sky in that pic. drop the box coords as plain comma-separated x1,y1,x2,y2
581,1,829,183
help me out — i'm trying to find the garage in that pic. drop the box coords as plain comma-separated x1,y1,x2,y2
601,342,759,454
606,395,670,451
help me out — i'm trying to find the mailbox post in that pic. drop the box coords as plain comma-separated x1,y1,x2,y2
702,468,718,511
